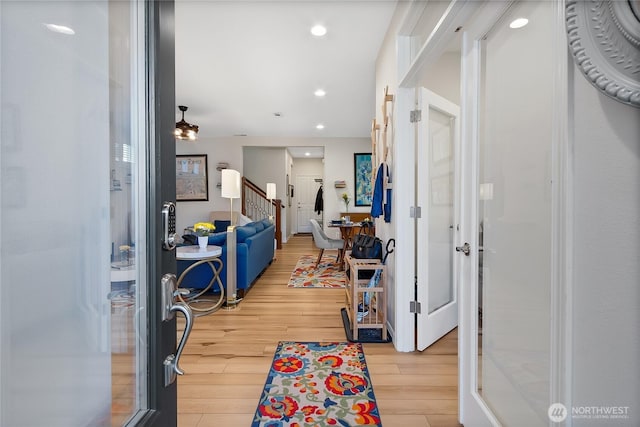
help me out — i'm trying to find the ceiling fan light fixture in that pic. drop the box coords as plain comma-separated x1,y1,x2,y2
175,105,199,140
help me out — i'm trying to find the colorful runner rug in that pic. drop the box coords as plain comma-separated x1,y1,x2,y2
252,341,382,426
287,254,346,288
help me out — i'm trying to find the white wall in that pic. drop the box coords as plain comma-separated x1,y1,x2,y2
176,136,370,239
375,1,410,348
418,51,460,105
322,138,371,239
570,65,640,424
176,139,242,235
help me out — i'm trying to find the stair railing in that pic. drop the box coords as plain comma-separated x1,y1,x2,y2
241,177,283,249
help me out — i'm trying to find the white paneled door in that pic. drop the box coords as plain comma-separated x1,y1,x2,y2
416,89,460,351
296,175,323,233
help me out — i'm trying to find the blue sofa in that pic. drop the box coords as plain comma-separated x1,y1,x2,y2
177,218,275,297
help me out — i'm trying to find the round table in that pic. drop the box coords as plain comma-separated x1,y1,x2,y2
176,245,224,316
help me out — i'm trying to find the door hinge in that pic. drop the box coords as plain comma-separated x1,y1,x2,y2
410,301,421,314
410,109,422,123
410,206,422,218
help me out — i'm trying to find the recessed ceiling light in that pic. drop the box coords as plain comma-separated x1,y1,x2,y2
310,25,327,37
316,124,325,130
314,89,326,97
44,23,75,35
305,152,311,156
509,18,529,29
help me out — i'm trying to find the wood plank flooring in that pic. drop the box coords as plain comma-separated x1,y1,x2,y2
177,234,461,427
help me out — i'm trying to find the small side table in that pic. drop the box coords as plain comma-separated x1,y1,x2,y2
176,245,224,316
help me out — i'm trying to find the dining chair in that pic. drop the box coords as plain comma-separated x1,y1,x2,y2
309,219,344,268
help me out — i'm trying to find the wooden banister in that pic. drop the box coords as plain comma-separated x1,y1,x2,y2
241,177,283,249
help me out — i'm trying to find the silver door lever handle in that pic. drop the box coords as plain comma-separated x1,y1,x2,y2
456,243,471,256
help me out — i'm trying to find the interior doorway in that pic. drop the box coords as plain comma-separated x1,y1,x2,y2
295,174,323,233
291,156,324,234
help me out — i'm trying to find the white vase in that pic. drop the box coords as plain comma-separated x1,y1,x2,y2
198,235,208,249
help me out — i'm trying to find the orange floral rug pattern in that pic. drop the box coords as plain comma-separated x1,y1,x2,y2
252,341,381,426
287,254,346,288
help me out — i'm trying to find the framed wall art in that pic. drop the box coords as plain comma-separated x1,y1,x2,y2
176,154,209,201
353,153,373,206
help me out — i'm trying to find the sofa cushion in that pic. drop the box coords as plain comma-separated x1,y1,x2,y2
207,231,226,246
250,220,265,232
235,226,256,243
214,220,231,231
260,218,272,228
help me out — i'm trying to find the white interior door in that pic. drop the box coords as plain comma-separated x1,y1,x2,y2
416,89,460,351
460,1,557,425
296,175,322,233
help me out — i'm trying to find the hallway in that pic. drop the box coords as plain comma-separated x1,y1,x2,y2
177,234,460,427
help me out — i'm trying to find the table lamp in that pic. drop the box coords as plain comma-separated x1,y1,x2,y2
266,183,276,222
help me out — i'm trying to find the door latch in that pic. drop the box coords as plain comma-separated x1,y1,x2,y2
455,242,471,256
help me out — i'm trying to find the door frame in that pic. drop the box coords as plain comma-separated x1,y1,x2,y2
138,0,178,424
295,174,323,234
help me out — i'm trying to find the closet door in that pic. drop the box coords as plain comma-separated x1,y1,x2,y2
416,89,460,351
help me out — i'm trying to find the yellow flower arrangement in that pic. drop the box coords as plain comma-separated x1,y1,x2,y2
193,222,216,237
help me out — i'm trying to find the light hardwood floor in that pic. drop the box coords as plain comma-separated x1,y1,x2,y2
177,234,461,427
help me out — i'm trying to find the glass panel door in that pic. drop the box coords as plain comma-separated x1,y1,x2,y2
476,1,553,424
0,1,159,424
416,89,459,351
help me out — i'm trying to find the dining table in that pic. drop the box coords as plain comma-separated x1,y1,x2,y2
328,220,374,268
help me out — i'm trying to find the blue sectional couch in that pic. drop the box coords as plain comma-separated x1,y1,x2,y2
177,218,275,297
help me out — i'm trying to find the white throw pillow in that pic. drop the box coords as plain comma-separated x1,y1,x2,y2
237,213,253,226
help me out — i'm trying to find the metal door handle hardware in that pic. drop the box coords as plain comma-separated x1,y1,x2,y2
161,273,194,386
164,302,193,386
455,242,471,256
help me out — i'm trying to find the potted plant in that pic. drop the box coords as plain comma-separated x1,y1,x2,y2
341,192,351,213
193,222,216,249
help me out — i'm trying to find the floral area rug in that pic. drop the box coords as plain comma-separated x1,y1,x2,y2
287,254,346,288
252,341,382,427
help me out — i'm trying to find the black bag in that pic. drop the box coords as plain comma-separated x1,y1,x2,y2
351,233,383,260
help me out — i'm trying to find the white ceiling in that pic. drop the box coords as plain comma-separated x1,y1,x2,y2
175,1,397,142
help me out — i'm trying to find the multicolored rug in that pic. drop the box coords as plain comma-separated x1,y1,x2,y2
287,254,346,288
252,341,382,426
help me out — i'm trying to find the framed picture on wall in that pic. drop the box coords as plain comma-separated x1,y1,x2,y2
176,154,209,201
354,153,373,206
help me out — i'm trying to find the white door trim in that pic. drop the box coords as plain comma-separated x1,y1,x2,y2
550,0,573,415
392,87,418,352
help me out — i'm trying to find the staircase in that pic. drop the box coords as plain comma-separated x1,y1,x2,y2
241,177,283,249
